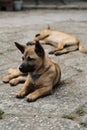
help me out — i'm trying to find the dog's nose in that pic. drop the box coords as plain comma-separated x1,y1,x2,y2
19,64,28,73
19,65,23,71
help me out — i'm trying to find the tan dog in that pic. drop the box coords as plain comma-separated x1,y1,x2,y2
27,26,87,55
3,41,61,102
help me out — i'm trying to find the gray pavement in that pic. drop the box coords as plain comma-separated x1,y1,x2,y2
0,10,87,130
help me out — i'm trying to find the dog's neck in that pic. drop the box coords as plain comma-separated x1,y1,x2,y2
32,74,42,80
30,56,50,79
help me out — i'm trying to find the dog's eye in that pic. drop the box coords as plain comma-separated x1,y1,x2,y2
27,57,35,61
22,56,24,60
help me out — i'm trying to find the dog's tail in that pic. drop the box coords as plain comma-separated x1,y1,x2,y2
78,41,87,54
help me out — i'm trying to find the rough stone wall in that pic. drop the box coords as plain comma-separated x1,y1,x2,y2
64,0,86,2
23,0,86,3
23,0,87,6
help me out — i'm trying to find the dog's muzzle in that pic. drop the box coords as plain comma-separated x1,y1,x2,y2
19,63,35,73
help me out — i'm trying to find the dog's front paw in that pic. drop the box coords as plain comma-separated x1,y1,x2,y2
49,51,55,55
55,52,62,56
26,41,35,46
16,90,27,99
3,76,10,83
26,94,37,102
9,79,18,86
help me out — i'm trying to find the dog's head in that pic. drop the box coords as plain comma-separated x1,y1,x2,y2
26,25,51,46
15,41,45,73
34,25,51,41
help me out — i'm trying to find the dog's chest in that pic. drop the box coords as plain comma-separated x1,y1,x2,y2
31,74,42,88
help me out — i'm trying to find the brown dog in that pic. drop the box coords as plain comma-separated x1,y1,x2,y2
27,26,87,55
3,41,61,102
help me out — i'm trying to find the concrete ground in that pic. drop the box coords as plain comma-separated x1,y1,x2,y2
0,10,87,130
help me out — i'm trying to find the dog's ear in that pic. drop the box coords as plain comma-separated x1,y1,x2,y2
47,24,51,30
35,41,45,58
14,42,26,54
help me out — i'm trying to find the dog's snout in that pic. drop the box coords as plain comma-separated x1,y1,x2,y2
19,64,27,73
19,64,24,72
19,65,22,70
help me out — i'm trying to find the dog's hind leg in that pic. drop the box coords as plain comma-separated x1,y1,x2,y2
8,68,19,74
49,41,64,54
3,69,23,83
49,38,78,55
55,45,78,56
9,76,27,86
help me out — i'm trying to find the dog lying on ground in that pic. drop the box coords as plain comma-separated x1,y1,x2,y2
27,26,87,55
3,41,61,102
